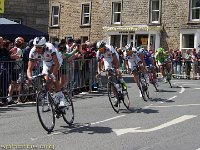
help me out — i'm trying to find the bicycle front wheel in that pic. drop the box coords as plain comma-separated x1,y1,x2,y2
36,90,55,132
138,76,147,102
62,94,74,125
122,90,130,109
107,83,120,113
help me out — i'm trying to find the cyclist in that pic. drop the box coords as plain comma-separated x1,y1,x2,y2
124,45,146,97
155,47,170,82
96,41,126,90
144,48,159,85
27,37,66,108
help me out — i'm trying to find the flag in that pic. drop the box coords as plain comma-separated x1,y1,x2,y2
0,0,4,13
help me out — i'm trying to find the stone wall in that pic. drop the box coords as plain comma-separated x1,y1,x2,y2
0,0,49,33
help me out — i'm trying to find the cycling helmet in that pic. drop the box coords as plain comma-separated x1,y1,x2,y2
33,37,46,47
96,40,106,49
15,37,24,47
125,44,132,51
138,48,145,54
157,47,164,53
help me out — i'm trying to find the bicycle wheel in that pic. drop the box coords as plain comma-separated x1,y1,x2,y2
152,82,159,92
107,83,120,113
62,94,74,125
20,83,29,103
36,90,55,132
121,90,130,109
138,76,147,102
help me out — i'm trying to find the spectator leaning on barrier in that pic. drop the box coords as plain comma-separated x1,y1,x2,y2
184,49,192,80
7,37,24,104
191,48,198,80
66,38,74,53
0,37,11,106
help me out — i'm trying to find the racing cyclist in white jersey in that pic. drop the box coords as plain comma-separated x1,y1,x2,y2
96,41,126,87
27,37,66,108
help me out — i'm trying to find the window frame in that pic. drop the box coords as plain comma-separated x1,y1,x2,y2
81,2,92,26
50,5,60,27
112,1,122,25
149,0,161,24
190,0,200,22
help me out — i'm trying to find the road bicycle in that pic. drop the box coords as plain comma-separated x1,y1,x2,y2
135,65,150,102
106,68,130,113
32,73,74,133
163,62,172,88
146,66,158,92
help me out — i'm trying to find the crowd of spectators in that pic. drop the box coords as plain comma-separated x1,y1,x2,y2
0,36,97,107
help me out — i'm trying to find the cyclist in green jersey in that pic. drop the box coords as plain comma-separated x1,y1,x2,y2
155,48,170,82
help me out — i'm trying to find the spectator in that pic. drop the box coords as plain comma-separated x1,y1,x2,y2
176,50,183,79
66,38,74,53
0,37,11,106
7,37,24,104
184,49,192,79
172,49,178,78
191,48,198,80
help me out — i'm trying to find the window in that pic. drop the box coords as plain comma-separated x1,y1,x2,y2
190,0,200,21
81,36,89,43
81,3,91,25
112,2,122,24
150,0,160,24
51,5,60,27
182,34,194,48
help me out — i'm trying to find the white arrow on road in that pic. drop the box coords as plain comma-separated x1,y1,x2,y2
113,115,197,136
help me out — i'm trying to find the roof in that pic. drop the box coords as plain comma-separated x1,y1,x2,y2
0,24,48,42
0,18,18,24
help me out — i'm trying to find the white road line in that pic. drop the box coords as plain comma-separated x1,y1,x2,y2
183,84,200,86
196,148,200,150
149,103,200,108
179,86,185,94
167,96,177,100
31,115,125,141
113,115,197,136
194,88,200,90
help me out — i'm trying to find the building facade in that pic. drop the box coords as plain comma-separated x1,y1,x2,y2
0,0,49,33
49,0,200,52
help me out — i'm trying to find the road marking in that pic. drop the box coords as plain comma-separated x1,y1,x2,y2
196,148,200,150
113,115,197,136
149,103,200,108
179,86,185,94
167,96,177,100
194,88,200,90
183,84,200,86
31,115,125,141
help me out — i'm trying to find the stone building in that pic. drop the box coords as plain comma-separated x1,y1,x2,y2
48,0,200,53
0,0,49,33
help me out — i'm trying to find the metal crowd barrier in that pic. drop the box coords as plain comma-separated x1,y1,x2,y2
0,58,98,102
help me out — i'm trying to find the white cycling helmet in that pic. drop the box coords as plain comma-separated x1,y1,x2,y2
125,44,132,51
33,37,46,47
96,40,106,49
138,48,145,54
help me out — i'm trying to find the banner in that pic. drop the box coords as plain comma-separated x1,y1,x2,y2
0,0,4,13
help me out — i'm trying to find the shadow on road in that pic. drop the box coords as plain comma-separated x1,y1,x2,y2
150,98,175,103
120,107,159,114
56,123,113,135
158,89,177,92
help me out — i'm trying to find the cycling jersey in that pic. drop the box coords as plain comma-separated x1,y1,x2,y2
155,51,167,65
96,45,119,70
29,43,62,74
144,51,152,66
124,51,141,71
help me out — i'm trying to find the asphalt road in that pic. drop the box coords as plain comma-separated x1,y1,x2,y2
0,74,200,150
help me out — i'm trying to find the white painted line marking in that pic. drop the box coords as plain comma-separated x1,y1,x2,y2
149,103,200,108
167,96,177,100
179,86,185,94
31,115,125,141
113,115,197,136
183,84,200,86
143,104,153,109
194,88,200,90
196,148,200,150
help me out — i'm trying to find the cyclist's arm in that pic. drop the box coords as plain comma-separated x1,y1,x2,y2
51,53,59,76
112,53,120,69
27,60,35,79
63,49,79,59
